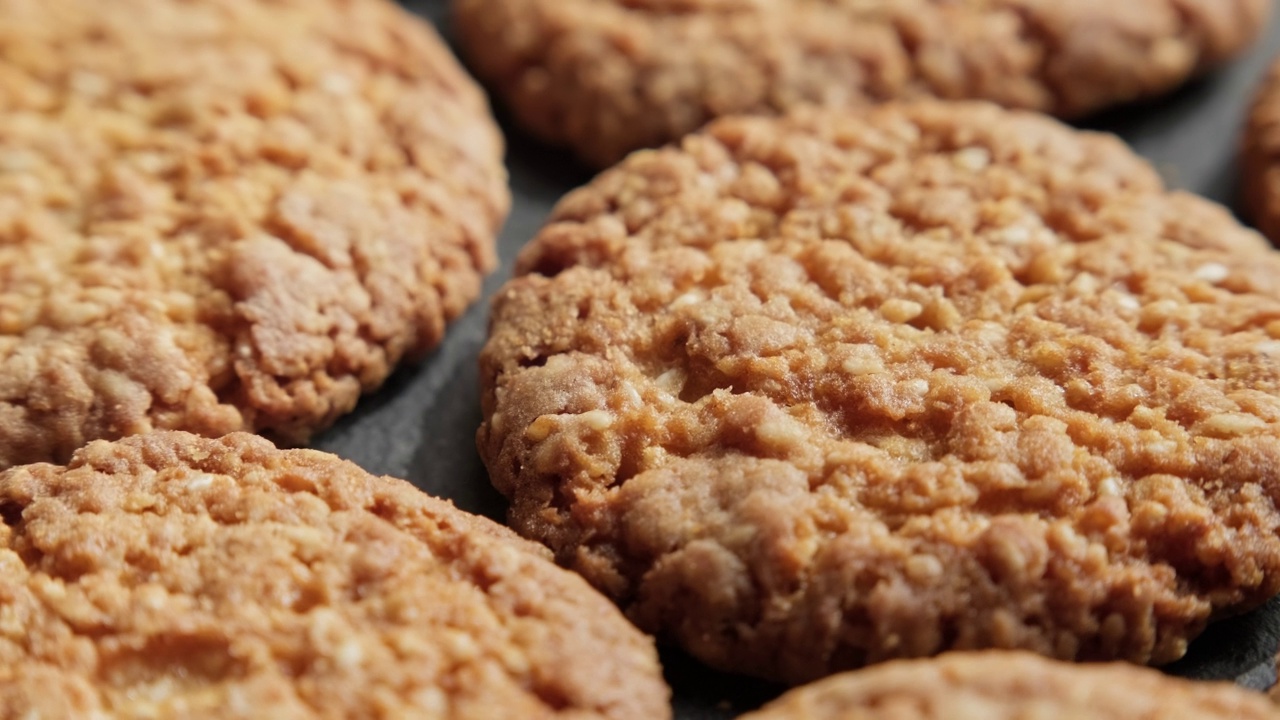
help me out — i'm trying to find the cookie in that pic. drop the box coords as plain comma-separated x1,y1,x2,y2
478,101,1280,684
453,0,1271,167
0,0,509,469
1243,54,1280,244
738,651,1280,719
1274,650,1280,702
0,431,670,719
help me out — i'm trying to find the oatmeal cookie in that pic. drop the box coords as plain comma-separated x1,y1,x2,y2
738,651,1280,719
479,101,1280,684
0,431,669,719
1244,54,1280,244
1272,646,1280,702
0,0,509,469
453,0,1271,167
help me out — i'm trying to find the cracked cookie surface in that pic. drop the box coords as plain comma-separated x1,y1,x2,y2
738,651,1280,719
0,431,669,719
453,0,1271,167
479,101,1280,684
0,0,509,469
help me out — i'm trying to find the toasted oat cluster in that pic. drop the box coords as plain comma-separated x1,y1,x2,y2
0,0,509,469
454,0,1271,165
0,432,669,719
739,652,1280,719
480,101,1280,683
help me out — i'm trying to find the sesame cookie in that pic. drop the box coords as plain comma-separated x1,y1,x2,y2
738,651,1280,720
453,0,1271,167
478,101,1280,684
0,0,509,469
0,431,669,719
1244,54,1280,243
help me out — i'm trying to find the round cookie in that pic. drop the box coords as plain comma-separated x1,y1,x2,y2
453,0,1271,167
1244,54,1280,244
479,101,1280,684
0,431,669,719
0,0,509,469
737,651,1280,720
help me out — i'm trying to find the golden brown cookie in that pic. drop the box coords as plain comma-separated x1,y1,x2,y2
1244,54,1280,244
479,101,1280,684
453,0,1271,167
0,0,509,469
0,431,669,719
738,651,1280,720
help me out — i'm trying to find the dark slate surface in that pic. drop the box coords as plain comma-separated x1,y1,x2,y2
311,3,1280,716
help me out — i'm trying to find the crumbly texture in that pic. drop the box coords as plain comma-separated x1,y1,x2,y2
1244,54,1280,244
478,101,1280,684
738,651,1280,719
0,0,509,469
0,431,670,719
453,0,1271,167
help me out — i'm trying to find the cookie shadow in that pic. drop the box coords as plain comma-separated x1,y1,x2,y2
308,353,444,478
404,348,510,523
663,646,786,720
1075,73,1220,136
1166,594,1280,690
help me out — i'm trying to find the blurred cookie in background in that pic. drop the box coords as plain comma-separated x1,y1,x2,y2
738,652,1280,720
1243,52,1280,243
454,0,1272,166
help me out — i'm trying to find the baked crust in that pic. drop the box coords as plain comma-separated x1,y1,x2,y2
0,431,669,719
0,0,509,468
480,101,1280,683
